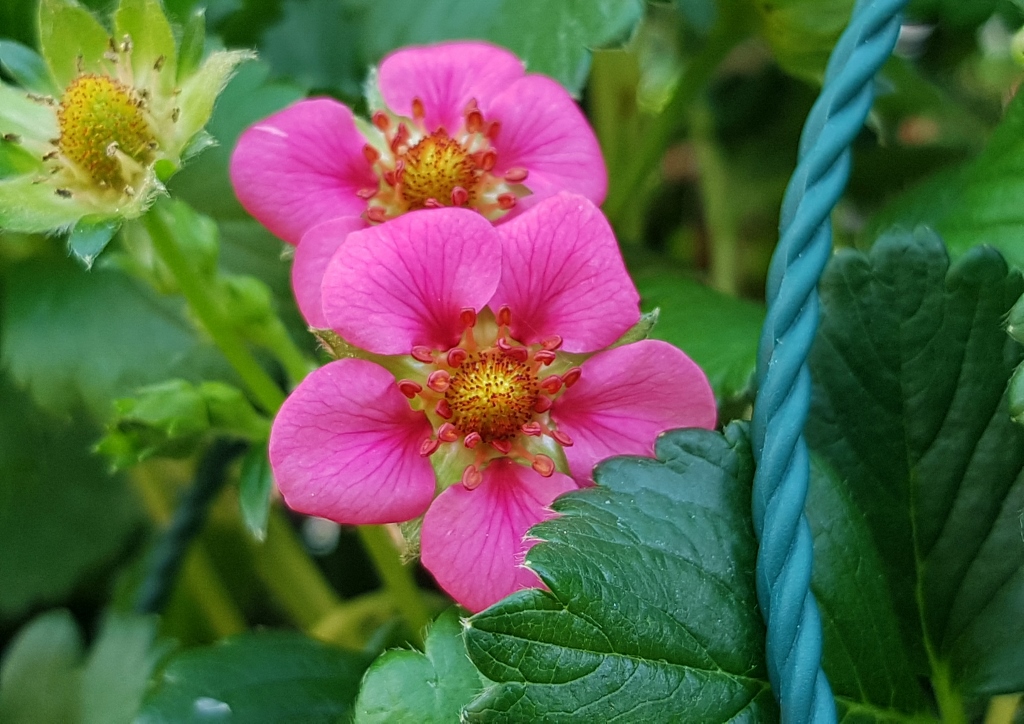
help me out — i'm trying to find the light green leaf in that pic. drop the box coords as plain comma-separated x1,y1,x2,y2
752,0,855,83
464,424,777,721
0,610,82,723
0,41,60,95
38,0,111,89
239,443,273,541
137,632,371,723
355,608,484,723
114,0,177,94
0,136,41,179
807,228,1024,695
68,215,120,268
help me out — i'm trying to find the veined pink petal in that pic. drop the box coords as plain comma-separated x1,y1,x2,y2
420,460,577,613
230,99,376,245
551,340,717,485
377,42,525,135
293,216,366,328
487,75,607,210
322,208,501,355
269,359,435,524
490,193,639,352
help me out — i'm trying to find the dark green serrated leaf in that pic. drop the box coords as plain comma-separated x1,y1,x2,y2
137,631,371,723
68,216,120,269
634,270,763,399
807,228,1024,695
0,375,140,619
807,458,935,721
355,608,484,723
239,444,273,541
464,424,777,722
0,40,60,95
347,0,644,94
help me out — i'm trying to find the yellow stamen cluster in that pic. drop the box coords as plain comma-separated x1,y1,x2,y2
400,131,478,210
446,351,539,441
57,73,154,188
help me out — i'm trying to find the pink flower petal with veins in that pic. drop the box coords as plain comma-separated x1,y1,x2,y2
421,459,577,612
551,340,717,485
269,359,435,524
293,216,366,328
487,75,607,212
229,99,376,245
321,208,501,355
491,193,639,352
377,42,525,135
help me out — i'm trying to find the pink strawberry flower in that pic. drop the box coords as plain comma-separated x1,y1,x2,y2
268,194,716,612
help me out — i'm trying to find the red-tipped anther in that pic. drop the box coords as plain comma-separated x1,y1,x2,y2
464,431,482,449
362,144,380,164
478,149,496,171
397,379,422,398
459,308,477,328
447,347,468,367
383,170,398,187
497,193,517,210
451,186,469,206
521,421,542,436
461,464,483,490
438,422,459,443
435,398,453,419
419,438,440,457
532,454,555,477
562,367,582,387
487,121,501,140
551,429,573,447
366,207,388,223
534,349,557,366
539,375,562,394
411,345,434,363
504,167,528,183
490,439,512,454
464,98,479,113
541,335,563,351
507,346,529,363
427,369,451,392
356,187,377,199
372,111,390,131
496,336,512,352
391,123,410,151
424,198,443,209
533,396,553,413
465,109,484,134
411,97,425,121
496,305,511,327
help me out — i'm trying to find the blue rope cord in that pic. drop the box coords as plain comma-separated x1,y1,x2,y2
750,0,908,720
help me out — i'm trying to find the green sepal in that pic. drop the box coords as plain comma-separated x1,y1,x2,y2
67,215,120,269
170,49,253,156
176,7,207,84
0,137,41,179
114,0,176,95
0,82,60,142
0,41,61,95
610,308,659,347
238,443,273,541
38,0,112,90
0,175,92,233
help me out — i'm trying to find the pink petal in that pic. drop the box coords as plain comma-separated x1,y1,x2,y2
551,340,717,485
487,75,607,210
420,460,577,612
377,42,525,135
229,98,377,245
293,216,366,328
269,358,435,524
490,193,639,352
321,208,501,355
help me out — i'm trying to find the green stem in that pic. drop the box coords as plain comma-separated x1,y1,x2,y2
691,99,740,295
143,207,285,413
984,695,1021,724
261,319,316,386
357,525,430,646
602,7,745,228
932,663,967,724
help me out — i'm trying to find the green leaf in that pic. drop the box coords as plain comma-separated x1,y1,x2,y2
355,608,484,723
0,41,60,95
0,375,140,619
464,424,777,721
0,254,231,419
68,216,120,269
806,458,934,720
348,0,644,94
38,0,111,89
114,0,177,94
907,0,999,26
634,270,763,399
239,443,273,541
752,0,855,83
806,228,1024,695
0,610,82,723
137,631,372,723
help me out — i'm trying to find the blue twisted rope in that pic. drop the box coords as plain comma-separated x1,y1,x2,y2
750,0,908,720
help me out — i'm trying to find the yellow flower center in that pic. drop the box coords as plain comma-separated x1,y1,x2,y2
445,350,539,442
57,74,155,188
399,131,478,210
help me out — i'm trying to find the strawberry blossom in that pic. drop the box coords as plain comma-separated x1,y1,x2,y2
269,194,716,612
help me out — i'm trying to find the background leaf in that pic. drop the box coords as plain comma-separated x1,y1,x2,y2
751,0,855,82
464,424,777,722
